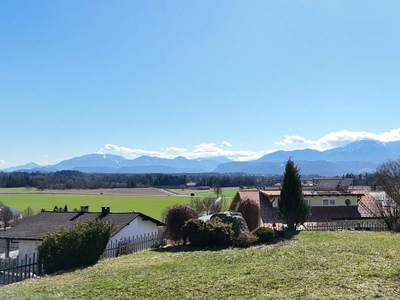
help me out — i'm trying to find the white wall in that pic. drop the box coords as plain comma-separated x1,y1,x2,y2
18,240,39,259
16,216,160,258
111,216,159,242
272,194,359,207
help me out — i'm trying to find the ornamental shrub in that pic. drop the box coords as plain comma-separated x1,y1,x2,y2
37,219,115,274
206,217,234,247
236,198,261,231
233,232,258,248
165,205,198,243
252,226,275,244
181,218,208,246
182,217,233,248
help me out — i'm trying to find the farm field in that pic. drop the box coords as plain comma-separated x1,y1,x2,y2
0,188,192,220
1,231,400,299
0,187,39,194
167,187,239,198
0,187,238,220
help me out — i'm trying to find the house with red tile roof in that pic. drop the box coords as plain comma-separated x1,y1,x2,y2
231,178,385,230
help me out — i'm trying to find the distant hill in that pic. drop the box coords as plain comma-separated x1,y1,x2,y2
2,154,228,174
2,162,43,172
3,139,400,176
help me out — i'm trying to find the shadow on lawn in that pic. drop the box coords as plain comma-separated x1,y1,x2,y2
153,230,300,253
153,244,230,253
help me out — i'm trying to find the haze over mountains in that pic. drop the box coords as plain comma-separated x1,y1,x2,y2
3,140,400,176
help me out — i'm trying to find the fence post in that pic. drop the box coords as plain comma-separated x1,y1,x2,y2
37,254,43,276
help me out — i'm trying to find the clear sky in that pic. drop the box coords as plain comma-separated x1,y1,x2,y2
1,1,400,168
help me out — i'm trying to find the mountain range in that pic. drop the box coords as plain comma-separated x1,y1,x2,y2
3,140,400,176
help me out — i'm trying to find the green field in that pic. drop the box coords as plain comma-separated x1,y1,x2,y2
0,187,39,194
2,231,400,299
0,194,191,220
167,188,238,198
0,187,238,220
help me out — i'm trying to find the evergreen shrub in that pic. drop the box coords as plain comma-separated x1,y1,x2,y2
182,217,233,247
38,219,115,274
252,226,275,243
233,232,258,248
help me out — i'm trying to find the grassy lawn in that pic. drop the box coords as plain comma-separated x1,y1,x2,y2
0,194,190,220
2,231,400,299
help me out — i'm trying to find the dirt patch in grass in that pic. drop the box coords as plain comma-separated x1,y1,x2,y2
36,188,174,196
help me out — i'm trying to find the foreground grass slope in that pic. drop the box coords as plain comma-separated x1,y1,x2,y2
2,232,400,300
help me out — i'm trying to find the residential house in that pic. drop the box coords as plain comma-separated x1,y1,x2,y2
0,206,165,259
0,206,22,226
232,178,384,229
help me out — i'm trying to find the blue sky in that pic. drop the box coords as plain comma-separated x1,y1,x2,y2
1,1,400,168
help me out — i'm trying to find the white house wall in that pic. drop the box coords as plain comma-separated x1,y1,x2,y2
271,194,359,207
18,240,39,259
15,215,160,258
305,195,359,207
111,216,159,242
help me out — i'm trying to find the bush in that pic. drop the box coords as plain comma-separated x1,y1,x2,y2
233,232,258,248
182,217,234,248
252,226,275,244
165,205,198,243
38,219,116,274
182,219,208,246
233,198,261,231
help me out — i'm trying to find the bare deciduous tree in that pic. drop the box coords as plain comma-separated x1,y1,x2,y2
23,207,35,219
0,206,13,228
190,196,230,216
372,159,400,231
213,182,222,198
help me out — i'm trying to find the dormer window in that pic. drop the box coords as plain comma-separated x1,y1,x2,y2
323,199,336,206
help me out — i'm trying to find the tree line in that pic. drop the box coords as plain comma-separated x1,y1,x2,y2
0,171,272,190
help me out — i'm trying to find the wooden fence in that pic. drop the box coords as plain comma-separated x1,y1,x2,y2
0,253,43,286
103,232,165,258
0,233,164,286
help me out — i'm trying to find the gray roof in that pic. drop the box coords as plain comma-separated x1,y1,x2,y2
0,206,22,214
0,211,164,241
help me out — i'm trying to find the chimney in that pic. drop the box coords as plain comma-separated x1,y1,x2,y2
101,206,110,216
80,206,89,213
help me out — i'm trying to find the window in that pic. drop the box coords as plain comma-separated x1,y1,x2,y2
304,199,310,206
323,199,335,206
379,200,387,207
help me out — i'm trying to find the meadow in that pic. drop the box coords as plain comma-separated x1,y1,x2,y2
1,231,399,299
0,187,238,220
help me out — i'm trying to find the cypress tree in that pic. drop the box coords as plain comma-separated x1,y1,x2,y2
278,158,310,230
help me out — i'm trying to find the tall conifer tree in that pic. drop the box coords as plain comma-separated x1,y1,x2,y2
278,158,310,230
